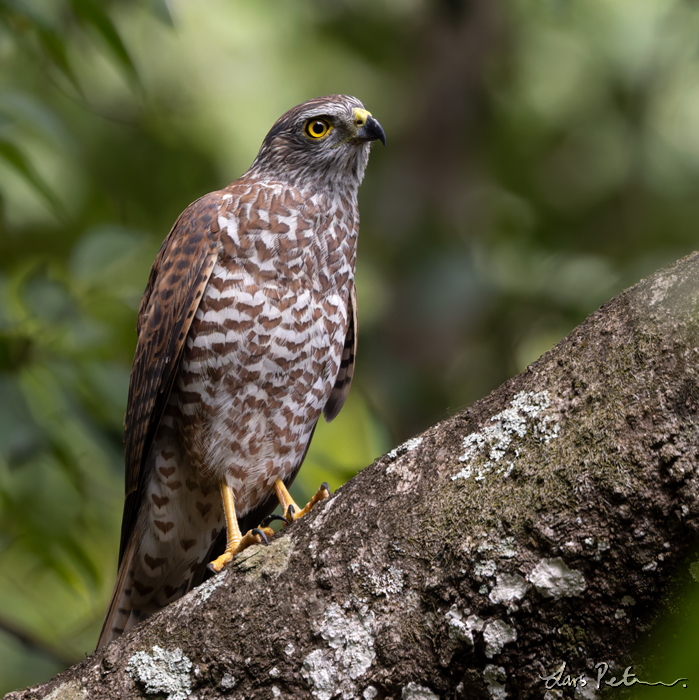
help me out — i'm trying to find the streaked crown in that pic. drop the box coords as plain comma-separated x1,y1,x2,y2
247,95,385,191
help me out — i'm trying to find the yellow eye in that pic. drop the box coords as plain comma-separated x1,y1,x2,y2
304,118,332,140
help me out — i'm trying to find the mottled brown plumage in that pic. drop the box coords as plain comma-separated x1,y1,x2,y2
98,95,384,648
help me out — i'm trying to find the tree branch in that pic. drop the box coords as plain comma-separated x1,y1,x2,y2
6,253,699,699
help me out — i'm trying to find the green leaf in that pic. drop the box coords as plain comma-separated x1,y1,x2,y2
36,26,83,95
143,0,174,26
0,139,65,218
0,0,82,92
0,90,73,147
69,0,140,86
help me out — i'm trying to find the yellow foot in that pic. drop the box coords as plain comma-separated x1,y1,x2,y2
207,525,275,574
208,478,331,574
273,479,331,524
207,478,274,574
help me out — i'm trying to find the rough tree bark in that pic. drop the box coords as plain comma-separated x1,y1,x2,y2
6,252,699,700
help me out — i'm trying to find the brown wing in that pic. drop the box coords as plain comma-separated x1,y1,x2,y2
117,192,221,563
323,282,357,422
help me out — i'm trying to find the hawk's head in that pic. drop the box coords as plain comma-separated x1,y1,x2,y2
248,95,385,191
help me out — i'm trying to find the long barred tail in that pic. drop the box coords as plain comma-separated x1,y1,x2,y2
97,537,140,649
96,535,213,649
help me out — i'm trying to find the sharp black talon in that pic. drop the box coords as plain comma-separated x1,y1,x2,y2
261,513,290,527
252,527,269,545
321,481,331,495
286,504,296,521
206,562,216,574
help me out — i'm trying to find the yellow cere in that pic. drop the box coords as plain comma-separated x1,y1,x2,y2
352,108,371,128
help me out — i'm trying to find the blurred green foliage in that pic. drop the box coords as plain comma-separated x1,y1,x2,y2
2,0,699,693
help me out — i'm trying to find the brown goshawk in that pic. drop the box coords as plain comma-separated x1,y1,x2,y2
97,95,385,648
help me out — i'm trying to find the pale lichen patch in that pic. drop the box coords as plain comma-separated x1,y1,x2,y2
349,560,405,596
474,559,497,578
385,437,425,491
495,537,518,559
649,273,677,307
528,558,586,599
445,605,484,645
220,673,236,690
307,491,339,531
483,664,508,699
43,681,86,700
401,681,440,699
301,601,376,699
489,573,529,605
386,436,423,463
194,571,226,605
125,646,192,700
452,391,560,482
234,535,292,580
302,650,335,700
476,536,518,559
483,619,517,658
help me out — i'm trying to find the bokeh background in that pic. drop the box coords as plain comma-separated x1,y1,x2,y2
1,0,699,693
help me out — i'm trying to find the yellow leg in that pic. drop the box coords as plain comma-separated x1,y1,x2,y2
274,478,330,524
208,479,274,573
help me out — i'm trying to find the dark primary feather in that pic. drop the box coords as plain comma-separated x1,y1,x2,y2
100,196,222,646
119,194,220,562
324,283,357,422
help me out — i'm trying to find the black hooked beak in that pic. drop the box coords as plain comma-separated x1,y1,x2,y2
357,115,386,146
